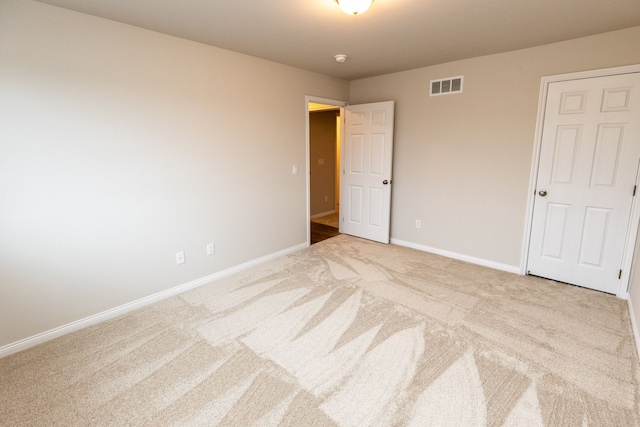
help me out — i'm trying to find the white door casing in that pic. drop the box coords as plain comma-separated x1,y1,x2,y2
340,101,395,244
527,72,640,295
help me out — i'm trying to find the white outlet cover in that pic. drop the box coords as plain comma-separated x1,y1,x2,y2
176,251,185,265
207,243,215,255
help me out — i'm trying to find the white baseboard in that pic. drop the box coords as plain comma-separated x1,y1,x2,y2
0,242,308,359
628,297,640,361
310,210,336,219
390,238,521,275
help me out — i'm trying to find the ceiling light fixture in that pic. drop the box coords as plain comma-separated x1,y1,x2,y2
336,0,373,15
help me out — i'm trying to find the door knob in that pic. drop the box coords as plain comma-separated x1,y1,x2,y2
539,190,547,197
383,180,389,185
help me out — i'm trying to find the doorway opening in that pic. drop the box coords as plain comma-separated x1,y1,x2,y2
309,102,341,244
306,97,347,245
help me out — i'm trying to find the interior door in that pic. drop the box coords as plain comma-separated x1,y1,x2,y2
340,101,395,244
527,72,640,294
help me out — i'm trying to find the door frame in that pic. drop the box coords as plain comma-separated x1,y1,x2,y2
305,95,348,246
522,64,640,298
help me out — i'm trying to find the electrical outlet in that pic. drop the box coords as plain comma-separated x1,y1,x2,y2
415,220,421,229
207,243,215,255
324,195,328,202
176,251,185,265
292,165,298,175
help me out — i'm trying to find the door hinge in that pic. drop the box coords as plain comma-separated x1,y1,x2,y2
634,185,637,196
619,269,623,279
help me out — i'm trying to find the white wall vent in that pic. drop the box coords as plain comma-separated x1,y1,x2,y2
430,76,463,96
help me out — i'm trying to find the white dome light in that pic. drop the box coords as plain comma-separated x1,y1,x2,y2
336,0,373,15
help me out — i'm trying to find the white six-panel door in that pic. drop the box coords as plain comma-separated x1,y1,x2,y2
340,101,395,244
527,72,640,294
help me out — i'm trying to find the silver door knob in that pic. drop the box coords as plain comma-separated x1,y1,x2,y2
383,180,389,185
539,190,547,197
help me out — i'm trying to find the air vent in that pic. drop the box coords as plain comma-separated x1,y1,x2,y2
430,76,463,96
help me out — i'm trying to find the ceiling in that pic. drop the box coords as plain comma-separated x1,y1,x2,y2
35,0,640,80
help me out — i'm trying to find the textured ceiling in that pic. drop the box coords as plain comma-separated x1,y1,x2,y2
35,0,640,80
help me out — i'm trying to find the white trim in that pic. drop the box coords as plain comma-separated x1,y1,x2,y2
522,64,640,298
621,161,640,298
628,297,640,361
391,238,521,274
310,209,336,219
0,242,307,359
305,95,348,247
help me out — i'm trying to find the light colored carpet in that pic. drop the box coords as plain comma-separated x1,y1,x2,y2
311,212,339,229
1,234,639,426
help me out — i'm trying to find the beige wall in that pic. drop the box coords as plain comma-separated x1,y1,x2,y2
350,26,640,271
0,1,348,348
309,111,338,216
629,222,640,353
